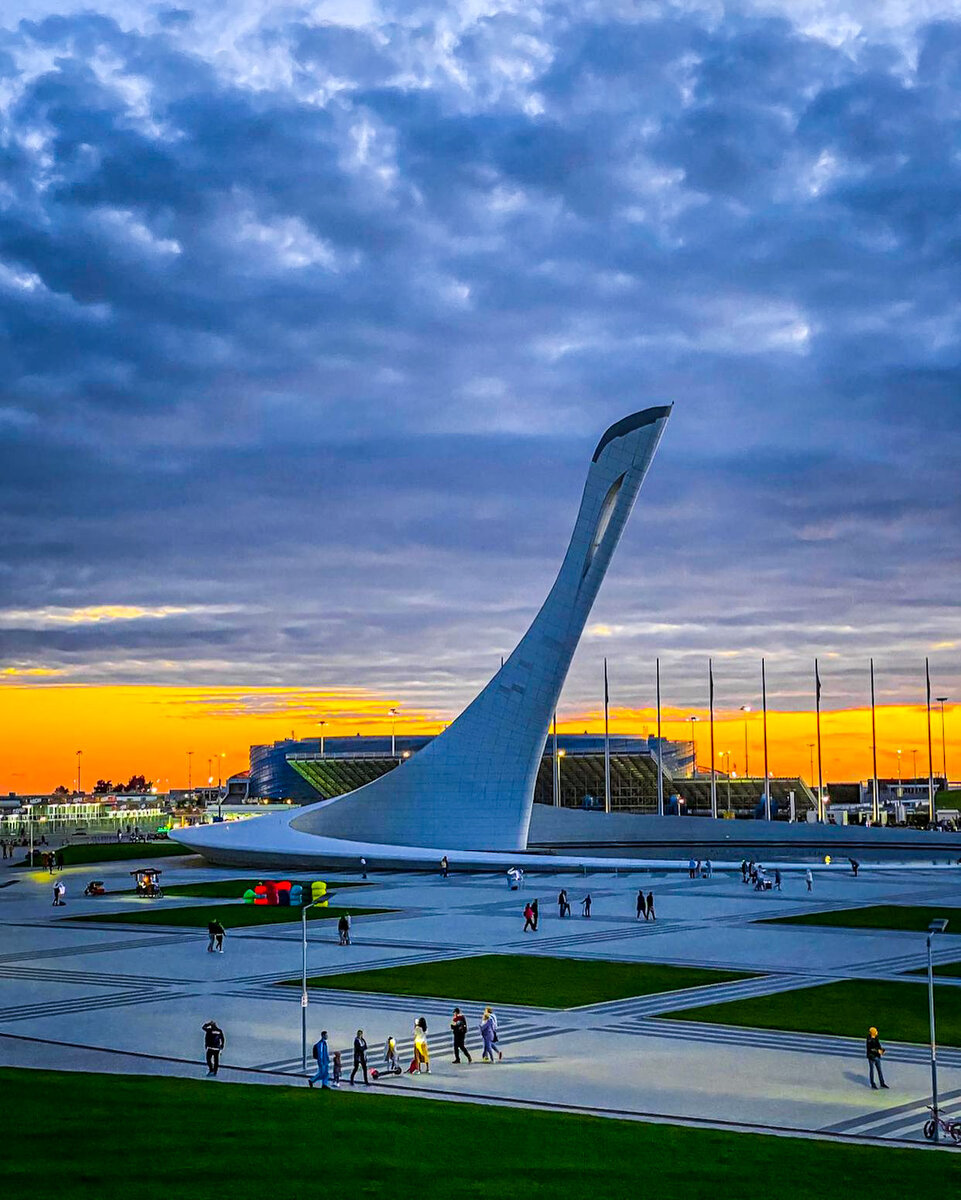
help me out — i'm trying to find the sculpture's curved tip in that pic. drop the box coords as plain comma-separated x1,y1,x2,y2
592,404,672,463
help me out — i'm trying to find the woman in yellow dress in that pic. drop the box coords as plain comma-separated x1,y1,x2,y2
408,1017,431,1073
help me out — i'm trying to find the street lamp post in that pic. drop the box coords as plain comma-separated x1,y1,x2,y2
301,898,325,1071
927,918,949,1142
187,750,193,801
688,716,699,777
896,748,902,800
557,748,566,806
317,719,327,757
937,697,949,787
389,708,399,759
740,706,751,778
76,749,83,796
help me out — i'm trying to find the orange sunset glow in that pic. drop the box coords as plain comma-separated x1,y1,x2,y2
0,685,955,794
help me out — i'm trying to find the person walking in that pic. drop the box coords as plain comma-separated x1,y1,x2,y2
581,894,592,918
531,898,539,930
688,857,696,879
308,1030,331,1089
636,889,646,920
740,859,748,883
360,857,368,880
202,1020,225,1076
54,847,63,871
646,891,655,920
338,913,351,945
774,869,782,892
350,1029,369,1085
805,869,813,892
850,858,860,878
450,1007,472,1063
705,859,713,878
207,918,225,953
441,855,449,879
408,1017,430,1073
523,902,535,932
480,1007,498,1062
332,1050,343,1087
866,1026,888,1089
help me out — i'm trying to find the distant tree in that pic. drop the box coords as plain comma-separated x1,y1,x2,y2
92,779,115,794
121,774,151,793
53,784,70,796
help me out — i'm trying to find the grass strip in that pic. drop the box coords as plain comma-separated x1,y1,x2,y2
67,903,393,929
664,978,961,1046
3,1067,958,1200
760,905,961,934
289,954,755,1008
162,878,372,899
27,841,191,866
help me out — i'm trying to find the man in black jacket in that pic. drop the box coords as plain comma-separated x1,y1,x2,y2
350,1029,369,1084
202,1020,225,1076
866,1026,888,1089
450,1007,472,1063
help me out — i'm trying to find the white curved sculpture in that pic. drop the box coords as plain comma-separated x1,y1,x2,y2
176,405,671,865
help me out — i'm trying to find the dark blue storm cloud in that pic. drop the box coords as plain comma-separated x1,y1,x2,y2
0,1,958,714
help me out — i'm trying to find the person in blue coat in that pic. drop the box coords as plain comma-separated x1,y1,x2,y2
309,1030,332,1089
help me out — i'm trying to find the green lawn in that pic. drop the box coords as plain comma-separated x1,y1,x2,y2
67,902,392,929
291,954,755,1008
761,905,961,933
27,841,191,866
665,978,961,1046
911,960,961,978
4,1068,958,1200
162,878,372,899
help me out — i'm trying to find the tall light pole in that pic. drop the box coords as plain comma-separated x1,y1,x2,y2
688,716,699,777
912,748,918,782
740,705,751,778
557,748,566,806
761,658,771,821
317,719,327,757
937,697,949,787
301,898,325,1071
708,659,717,820
870,659,879,824
927,660,936,823
656,658,664,817
926,918,949,1142
389,708,399,759
187,750,193,800
896,748,902,799
603,658,611,815
807,743,815,786
76,749,83,796
815,658,824,823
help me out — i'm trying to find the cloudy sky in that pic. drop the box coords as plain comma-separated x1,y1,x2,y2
1,0,960,747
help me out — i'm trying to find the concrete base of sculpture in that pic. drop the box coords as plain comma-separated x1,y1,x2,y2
172,805,961,870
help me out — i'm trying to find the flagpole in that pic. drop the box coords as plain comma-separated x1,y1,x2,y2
656,658,664,817
603,658,611,815
815,657,824,823
709,658,717,820
927,658,936,824
762,657,771,821
552,709,559,808
870,658,880,824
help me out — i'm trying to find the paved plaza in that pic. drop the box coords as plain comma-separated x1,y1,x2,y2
2,853,961,1146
